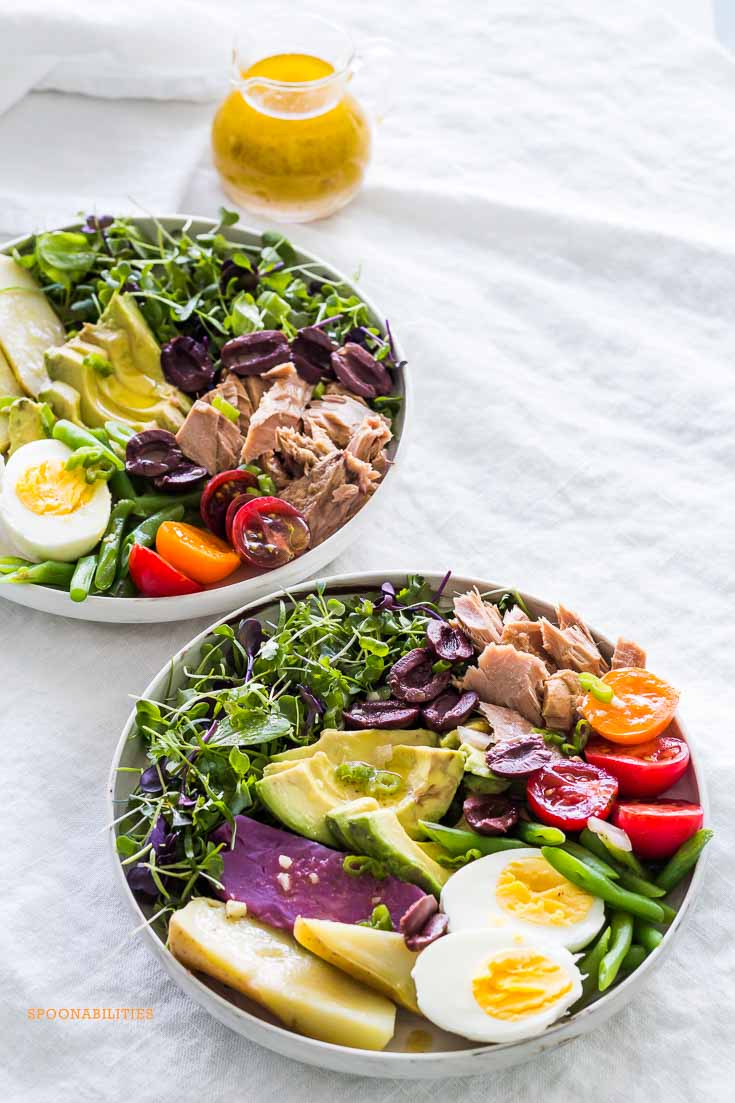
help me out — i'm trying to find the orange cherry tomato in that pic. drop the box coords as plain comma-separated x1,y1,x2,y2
155,521,241,585
580,668,679,745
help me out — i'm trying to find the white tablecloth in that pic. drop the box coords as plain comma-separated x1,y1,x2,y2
2,2,734,1100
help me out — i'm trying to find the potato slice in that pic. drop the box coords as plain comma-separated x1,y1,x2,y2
0,344,22,399
294,916,420,1013
169,899,396,1050
0,256,65,396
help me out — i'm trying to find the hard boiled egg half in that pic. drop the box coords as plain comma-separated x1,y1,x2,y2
0,439,111,561
441,847,605,952
412,929,582,1043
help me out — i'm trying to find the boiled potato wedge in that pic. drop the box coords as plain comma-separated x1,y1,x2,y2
0,256,64,396
294,916,420,1013
0,344,22,399
169,899,396,1050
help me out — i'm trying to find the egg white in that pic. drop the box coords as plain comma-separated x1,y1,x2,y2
440,847,605,952
0,439,111,562
412,929,583,1043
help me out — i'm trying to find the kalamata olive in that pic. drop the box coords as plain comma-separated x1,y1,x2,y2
463,793,519,836
220,258,259,295
221,330,290,376
153,461,208,491
388,648,451,704
160,335,216,394
405,912,449,952
343,699,422,730
426,619,474,662
422,689,479,733
331,342,392,398
291,325,336,383
485,735,552,778
126,429,183,478
399,894,437,936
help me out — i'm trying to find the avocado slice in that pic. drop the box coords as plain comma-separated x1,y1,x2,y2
7,397,46,454
326,800,452,897
0,409,9,454
0,255,63,396
272,727,439,765
0,344,23,400
39,380,82,424
258,744,464,846
45,294,191,432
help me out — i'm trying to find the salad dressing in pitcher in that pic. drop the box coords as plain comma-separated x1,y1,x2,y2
212,49,371,222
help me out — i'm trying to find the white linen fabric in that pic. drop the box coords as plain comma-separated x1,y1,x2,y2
1,1,734,1101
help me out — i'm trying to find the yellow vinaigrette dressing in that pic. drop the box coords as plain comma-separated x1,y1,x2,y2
212,53,371,222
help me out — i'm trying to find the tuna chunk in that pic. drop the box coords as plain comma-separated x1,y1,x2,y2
242,374,270,410
276,425,336,475
557,603,596,643
241,363,312,462
501,619,555,670
200,372,253,434
305,394,373,448
612,638,647,669
542,670,582,731
175,399,243,475
260,450,290,491
503,605,530,626
346,414,392,464
281,451,375,546
453,589,504,649
477,701,535,743
540,618,607,676
461,644,547,725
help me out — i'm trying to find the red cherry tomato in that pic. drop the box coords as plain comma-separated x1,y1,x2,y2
128,543,203,597
230,496,310,570
612,800,704,860
526,760,619,831
225,492,255,544
584,733,690,798
200,469,257,538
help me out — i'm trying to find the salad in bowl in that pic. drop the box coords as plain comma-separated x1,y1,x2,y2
0,213,405,622
110,573,710,1076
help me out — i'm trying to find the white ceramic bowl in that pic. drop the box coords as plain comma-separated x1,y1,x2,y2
107,571,709,1078
0,219,408,623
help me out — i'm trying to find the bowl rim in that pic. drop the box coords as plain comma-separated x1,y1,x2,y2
107,570,711,1073
0,216,410,621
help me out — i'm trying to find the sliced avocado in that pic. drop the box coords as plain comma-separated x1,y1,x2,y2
8,397,46,454
326,801,451,897
0,255,63,396
0,409,9,453
0,344,23,400
258,744,464,845
440,717,489,750
39,380,82,424
46,302,191,432
272,727,439,765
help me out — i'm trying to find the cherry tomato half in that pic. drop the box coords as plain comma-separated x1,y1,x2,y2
200,469,257,538
580,668,679,744
612,799,704,860
225,492,255,544
526,760,619,831
230,496,310,570
128,543,203,598
156,521,241,585
585,733,690,798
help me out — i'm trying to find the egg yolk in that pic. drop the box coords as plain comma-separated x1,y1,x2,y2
496,857,593,926
472,950,572,1021
15,460,95,516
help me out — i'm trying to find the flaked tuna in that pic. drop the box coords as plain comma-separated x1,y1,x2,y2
305,393,373,448
461,643,547,725
540,618,607,676
241,363,312,462
346,414,392,464
176,399,243,475
501,619,554,670
281,450,376,546
542,669,582,731
200,371,253,434
612,638,647,669
477,701,535,743
276,425,336,475
453,589,504,649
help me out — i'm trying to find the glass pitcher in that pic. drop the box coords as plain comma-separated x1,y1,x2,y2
212,15,383,223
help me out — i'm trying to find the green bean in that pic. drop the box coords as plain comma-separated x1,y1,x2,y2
580,827,648,877
104,420,136,447
656,829,713,893
0,560,75,588
420,820,527,858
52,419,123,471
633,919,664,953
69,555,98,602
0,556,30,575
110,575,136,598
658,902,677,926
129,491,202,517
599,911,633,991
94,500,134,591
616,869,666,899
560,840,620,881
109,469,137,502
515,821,565,846
540,847,665,923
577,926,611,1001
118,504,186,577
620,944,647,973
